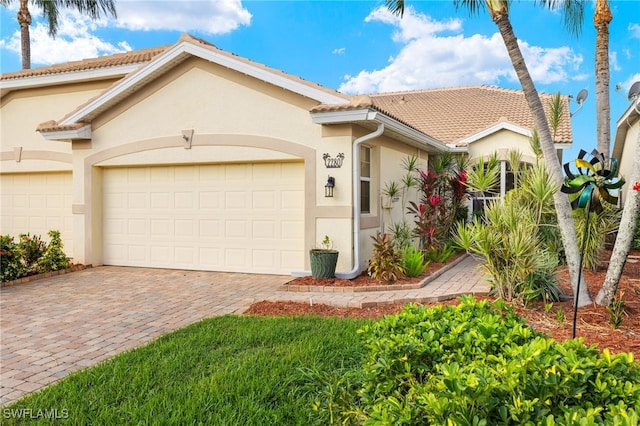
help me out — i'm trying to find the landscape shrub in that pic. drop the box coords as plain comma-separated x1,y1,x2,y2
401,245,429,277
36,230,71,273
573,205,621,271
19,233,47,273
0,230,71,282
322,297,640,425
1,235,25,282
455,160,562,303
367,233,405,284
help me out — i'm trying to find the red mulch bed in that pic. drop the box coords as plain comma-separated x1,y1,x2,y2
281,252,466,288
245,249,640,358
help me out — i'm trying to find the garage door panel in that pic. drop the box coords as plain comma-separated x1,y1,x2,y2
1,172,74,257
103,162,304,274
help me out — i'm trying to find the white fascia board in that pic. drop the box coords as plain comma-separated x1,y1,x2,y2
181,43,350,105
310,108,376,123
459,122,531,145
311,108,447,152
555,143,572,150
41,125,92,141
59,46,190,125
0,64,140,91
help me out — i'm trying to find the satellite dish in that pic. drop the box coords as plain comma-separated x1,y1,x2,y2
576,89,588,104
628,81,640,101
570,89,588,117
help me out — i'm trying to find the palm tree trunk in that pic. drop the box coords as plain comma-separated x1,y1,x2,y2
493,13,592,306
18,0,31,70
596,127,640,305
594,0,612,158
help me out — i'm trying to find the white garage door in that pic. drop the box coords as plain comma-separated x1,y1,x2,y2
0,172,74,258
102,162,305,274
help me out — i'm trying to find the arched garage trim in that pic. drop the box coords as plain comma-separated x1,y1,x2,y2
76,134,345,269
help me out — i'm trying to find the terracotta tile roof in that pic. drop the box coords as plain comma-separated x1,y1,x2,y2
367,86,572,145
16,34,570,147
1,45,169,81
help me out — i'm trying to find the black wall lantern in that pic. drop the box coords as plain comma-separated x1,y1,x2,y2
325,176,335,197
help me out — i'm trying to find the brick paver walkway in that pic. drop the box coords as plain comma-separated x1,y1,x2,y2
0,255,488,405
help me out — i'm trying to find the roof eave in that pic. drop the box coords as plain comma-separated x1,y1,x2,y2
40,125,92,141
0,64,141,98
311,108,450,153
60,39,350,126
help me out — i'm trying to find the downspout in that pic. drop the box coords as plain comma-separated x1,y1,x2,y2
336,122,385,279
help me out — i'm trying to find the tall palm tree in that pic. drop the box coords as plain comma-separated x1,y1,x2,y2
593,0,612,159
0,0,117,69
384,0,592,305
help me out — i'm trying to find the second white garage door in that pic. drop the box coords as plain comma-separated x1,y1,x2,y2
103,162,305,274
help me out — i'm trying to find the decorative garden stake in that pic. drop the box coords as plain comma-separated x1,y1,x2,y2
561,149,624,338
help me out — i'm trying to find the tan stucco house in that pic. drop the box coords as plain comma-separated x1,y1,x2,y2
612,94,639,204
0,34,573,278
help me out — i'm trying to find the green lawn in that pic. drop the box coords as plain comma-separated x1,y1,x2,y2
3,315,369,425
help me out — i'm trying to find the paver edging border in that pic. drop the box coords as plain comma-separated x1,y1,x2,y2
1,265,92,288
279,253,470,293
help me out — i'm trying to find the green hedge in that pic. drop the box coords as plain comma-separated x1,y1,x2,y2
1,230,70,282
328,297,639,425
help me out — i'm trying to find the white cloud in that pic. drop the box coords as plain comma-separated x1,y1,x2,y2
609,51,621,72
339,6,584,94
114,0,251,34
333,47,346,55
1,10,130,66
0,0,251,67
629,23,640,39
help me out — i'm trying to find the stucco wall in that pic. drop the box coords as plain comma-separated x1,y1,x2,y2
0,81,115,173
466,129,538,164
618,121,639,204
69,59,361,272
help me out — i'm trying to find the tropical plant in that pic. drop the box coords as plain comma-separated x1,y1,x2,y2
455,158,563,303
36,230,71,272
424,242,457,263
1,235,25,282
572,205,621,271
388,221,413,251
385,0,592,306
367,233,405,284
401,245,430,277
407,153,468,255
0,0,117,69
332,297,640,425
606,291,625,329
18,232,47,271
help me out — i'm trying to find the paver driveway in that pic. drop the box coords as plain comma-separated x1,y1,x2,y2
0,267,291,405
1,256,488,405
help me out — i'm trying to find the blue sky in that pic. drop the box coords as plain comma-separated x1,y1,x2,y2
1,0,639,162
